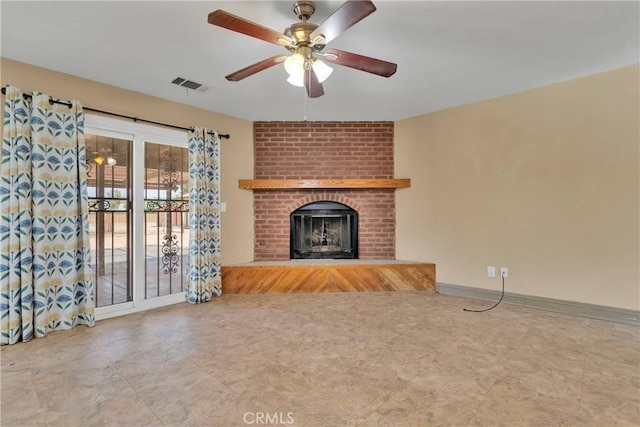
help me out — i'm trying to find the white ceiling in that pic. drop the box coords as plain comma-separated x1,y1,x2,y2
1,1,638,122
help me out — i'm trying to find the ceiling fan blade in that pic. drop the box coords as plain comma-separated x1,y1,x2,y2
305,69,324,98
310,0,377,45
323,48,397,77
225,55,287,81
208,10,289,46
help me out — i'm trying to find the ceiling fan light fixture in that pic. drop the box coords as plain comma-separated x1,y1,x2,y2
312,58,333,83
287,73,305,87
93,147,117,166
284,52,305,76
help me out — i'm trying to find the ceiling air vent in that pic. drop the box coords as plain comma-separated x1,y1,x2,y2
171,77,209,93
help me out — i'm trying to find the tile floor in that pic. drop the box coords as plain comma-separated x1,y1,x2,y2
1,291,639,426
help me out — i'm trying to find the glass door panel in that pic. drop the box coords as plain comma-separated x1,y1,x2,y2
143,143,190,299
86,135,132,308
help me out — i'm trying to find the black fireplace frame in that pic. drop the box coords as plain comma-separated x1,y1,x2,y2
290,201,358,259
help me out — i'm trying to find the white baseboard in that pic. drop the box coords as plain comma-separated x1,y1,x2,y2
436,282,640,326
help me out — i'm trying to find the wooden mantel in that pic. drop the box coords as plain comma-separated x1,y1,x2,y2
239,178,411,190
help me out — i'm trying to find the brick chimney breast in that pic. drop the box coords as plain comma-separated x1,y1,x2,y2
253,121,396,261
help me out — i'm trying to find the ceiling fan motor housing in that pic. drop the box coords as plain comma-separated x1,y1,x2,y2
285,22,323,51
286,1,326,51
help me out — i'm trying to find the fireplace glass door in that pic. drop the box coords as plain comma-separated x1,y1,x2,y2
290,202,358,259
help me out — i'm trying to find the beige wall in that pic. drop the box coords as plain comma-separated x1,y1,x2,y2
1,58,255,265
3,58,638,308
396,65,640,310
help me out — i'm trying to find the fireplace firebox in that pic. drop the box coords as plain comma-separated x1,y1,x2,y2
290,201,358,259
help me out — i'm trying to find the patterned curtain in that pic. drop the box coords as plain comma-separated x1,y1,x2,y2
0,86,94,345
186,127,222,303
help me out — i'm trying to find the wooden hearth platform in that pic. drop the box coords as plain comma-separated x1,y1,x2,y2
221,260,435,294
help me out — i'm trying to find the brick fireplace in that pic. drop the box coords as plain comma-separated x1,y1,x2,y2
252,121,397,261
223,121,435,294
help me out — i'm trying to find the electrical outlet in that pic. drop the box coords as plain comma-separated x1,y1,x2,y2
487,266,496,278
500,267,508,278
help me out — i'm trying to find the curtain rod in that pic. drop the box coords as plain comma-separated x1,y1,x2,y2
1,87,230,139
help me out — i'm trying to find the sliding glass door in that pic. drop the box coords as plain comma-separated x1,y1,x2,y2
85,115,189,318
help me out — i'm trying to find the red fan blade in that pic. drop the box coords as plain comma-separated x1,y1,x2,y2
225,55,287,81
208,10,289,46
310,0,377,45
323,48,397,77
304,68,324,98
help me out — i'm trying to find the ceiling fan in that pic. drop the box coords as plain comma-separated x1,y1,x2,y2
207,0,397,98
